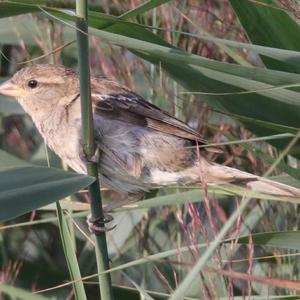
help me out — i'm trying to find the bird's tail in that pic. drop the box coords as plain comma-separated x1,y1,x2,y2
153,158,300,198
201,162,300,198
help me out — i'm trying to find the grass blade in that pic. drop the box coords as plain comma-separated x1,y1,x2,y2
56,201,87,300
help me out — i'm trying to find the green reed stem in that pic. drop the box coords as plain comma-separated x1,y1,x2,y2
76,1,114,299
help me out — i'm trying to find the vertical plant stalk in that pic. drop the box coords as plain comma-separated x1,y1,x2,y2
75,1,114,299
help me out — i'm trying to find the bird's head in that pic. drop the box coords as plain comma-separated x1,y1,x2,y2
0,64,79,114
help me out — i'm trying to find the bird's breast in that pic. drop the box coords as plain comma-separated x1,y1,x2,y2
36,108,86,174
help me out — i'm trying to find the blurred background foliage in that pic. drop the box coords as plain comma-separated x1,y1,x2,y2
1,0,300,299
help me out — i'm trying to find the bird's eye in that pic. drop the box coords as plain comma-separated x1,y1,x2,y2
28,80,38,89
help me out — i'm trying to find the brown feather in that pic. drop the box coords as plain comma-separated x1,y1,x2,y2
91,78,206,143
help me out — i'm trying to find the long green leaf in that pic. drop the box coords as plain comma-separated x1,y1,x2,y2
150,30,300,65
0,1,41,18
0,282,51,300
229,0,300,73
233,231,300,250
119,0,171,19
0,166,94,222
116,184,300,210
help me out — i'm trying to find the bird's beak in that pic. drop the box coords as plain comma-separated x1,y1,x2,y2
0,79,22,98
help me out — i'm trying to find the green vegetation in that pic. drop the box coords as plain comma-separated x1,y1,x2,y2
1,0,300,299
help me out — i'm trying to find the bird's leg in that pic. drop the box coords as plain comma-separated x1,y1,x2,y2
87,213,116,234
85,147,112,233
87,193,144,234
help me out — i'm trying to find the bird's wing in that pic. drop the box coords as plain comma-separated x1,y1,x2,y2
91,79,206,143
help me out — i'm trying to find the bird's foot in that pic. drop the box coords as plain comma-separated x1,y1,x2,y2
87,193,144,234
87,213,116,234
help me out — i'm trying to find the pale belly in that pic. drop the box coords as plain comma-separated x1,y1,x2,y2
38,113,196,195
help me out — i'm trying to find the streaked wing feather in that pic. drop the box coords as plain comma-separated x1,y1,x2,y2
91,82,206,143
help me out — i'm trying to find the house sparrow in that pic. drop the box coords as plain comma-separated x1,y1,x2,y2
0,64,299,200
